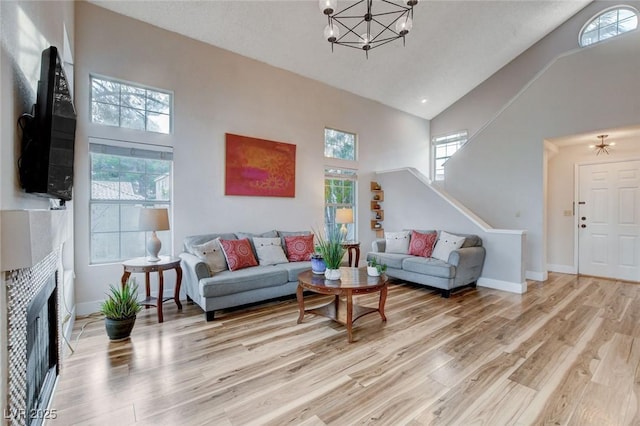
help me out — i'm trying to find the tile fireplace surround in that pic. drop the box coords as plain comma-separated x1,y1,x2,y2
1,210,71,425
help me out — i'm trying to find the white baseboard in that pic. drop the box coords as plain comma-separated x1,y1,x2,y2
76,287,177,317
525,270,548,282
547,264,577,274
76,300,101,316
477,277,527,294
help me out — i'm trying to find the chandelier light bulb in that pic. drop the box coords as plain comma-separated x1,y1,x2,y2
359,33,371,50
324,23,340,42
395,15,413,36
319,0,337,15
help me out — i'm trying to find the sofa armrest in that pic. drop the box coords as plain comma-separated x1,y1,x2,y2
179,252,211,280
448,246,486,285
448,246,485,268
371,239,386,253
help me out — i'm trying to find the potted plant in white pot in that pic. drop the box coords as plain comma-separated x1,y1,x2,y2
367,258,387,277
100,279,142,341
315,226,346,280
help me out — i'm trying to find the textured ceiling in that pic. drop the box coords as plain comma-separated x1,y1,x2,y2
88,0,592,120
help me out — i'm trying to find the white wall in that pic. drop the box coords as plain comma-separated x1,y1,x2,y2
445,29,640,279
547,132,640,272
0,0,75,415
73,3,430,314
430,1,640,139
376,169,526,292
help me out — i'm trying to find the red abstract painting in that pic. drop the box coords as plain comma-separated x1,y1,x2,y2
225,133,296,197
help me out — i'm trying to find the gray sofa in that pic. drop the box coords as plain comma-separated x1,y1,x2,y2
366,230,485,298
179,231,311,321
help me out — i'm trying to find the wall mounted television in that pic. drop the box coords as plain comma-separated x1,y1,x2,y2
19,46,77,201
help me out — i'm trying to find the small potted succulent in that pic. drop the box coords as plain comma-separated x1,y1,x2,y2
367,258,387,277
100,279,142,341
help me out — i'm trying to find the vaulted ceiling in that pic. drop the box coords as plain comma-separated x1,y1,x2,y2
89,1,592,120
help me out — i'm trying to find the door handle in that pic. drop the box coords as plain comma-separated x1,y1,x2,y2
581,224,586,228
581,217,587,221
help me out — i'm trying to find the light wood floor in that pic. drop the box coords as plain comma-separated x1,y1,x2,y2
51,273,640,425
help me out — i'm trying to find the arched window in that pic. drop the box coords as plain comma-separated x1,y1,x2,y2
580,6,638,47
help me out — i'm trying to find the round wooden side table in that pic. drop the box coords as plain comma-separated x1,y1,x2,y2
120,256,182,323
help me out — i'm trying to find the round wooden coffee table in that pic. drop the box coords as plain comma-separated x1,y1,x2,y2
296,267,388,343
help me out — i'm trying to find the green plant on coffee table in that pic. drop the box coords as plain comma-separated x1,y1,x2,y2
314,226,346,270
100,279,142,320
368,257,387,274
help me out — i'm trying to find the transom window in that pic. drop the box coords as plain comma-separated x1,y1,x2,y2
580,6,638,47
324,128,356,161
432,131,468,181
90,75,172,134
89,142,173,264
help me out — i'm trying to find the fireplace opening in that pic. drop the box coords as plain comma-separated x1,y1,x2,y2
25,272,59,426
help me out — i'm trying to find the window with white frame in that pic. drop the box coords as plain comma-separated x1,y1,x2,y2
89,142,173,264
432,130,468,181
325,168,357,241
324,128,356,161
580,6,638,47
324,128,357,240
90,75,172,134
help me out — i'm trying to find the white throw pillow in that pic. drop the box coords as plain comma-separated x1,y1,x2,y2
385,231,411,254
192,238,228,274
253,237,289,266
432,231,466,262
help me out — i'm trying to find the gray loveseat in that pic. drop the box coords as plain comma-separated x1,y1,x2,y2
366,230,485,298
179,231,312,321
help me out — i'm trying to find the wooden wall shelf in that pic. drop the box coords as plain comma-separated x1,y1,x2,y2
370,182,384,238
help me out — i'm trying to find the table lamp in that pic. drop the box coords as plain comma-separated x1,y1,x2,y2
138,207,170,262
335,208,354,237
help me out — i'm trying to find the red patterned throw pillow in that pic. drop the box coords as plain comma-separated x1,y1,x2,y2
219,238,258,271
408,231,438,258
284,235,315,262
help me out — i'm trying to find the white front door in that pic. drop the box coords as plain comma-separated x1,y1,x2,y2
578,161,640,282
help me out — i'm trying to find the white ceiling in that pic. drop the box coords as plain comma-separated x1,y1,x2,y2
88,0,592,120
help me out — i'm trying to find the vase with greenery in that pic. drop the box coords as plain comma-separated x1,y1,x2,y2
315,226,346,280
100,279,142,341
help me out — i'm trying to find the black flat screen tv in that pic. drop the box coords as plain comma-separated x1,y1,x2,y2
20,46,77,201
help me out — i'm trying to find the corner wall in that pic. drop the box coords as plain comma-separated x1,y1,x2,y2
430,1,640,139
444,30,640,278
73,2,430,314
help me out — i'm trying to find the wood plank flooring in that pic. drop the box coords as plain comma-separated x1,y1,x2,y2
50,273,640,425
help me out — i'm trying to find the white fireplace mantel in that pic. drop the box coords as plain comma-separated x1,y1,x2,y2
1,209,70,272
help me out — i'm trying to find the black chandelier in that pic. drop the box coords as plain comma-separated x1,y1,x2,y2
320,0,418,58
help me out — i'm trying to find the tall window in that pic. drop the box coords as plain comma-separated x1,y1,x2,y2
90,142,173,264
90,75,172,134
324,128,357,240
325,168,357,241
580,6,638,47
432,130,468,181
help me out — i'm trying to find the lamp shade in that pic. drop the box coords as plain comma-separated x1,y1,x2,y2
138,208,170,232
335,208,354,224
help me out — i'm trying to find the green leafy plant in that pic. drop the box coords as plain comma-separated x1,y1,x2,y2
314,226,346,270
368,257,387,274
100,280,142,320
